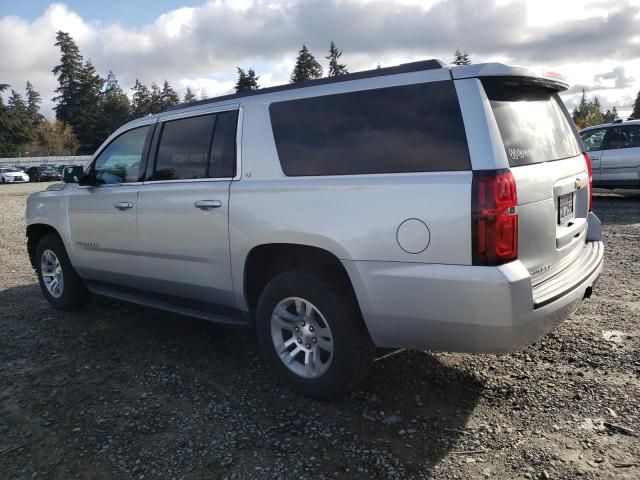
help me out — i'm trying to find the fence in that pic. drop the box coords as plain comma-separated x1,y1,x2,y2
0,156,92,168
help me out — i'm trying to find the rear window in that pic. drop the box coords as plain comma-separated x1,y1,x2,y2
483,79,581,167
269,81,470,176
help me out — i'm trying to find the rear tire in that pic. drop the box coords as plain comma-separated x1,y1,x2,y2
256,268,374,399
35,233,89,310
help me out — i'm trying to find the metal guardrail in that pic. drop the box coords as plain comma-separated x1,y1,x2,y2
0,156,92,168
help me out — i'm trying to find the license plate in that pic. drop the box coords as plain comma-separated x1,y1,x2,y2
558,193,574,224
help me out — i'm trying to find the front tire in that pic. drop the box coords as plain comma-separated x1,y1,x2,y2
35,233,89,310
256,268,374,399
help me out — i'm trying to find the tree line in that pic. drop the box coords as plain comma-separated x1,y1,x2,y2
1,32,474,158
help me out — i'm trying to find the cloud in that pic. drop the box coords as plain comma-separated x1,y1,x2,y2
1,0,639,117
594,66,634,89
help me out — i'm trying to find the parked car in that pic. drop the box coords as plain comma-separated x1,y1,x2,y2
26,60,604,398
26,165,62,182
0,167,30,183
580,120,640,188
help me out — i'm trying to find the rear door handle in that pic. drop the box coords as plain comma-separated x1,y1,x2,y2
194,200,222,210
114,202,133,210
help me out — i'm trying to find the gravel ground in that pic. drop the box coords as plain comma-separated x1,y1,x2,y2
1,182,639,480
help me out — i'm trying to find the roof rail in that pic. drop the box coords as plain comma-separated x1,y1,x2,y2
168,58,446,112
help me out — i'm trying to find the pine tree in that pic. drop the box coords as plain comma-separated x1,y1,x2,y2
73,60,105,153
97,71,131,141
631,90,640,119
326,41,348,77
25,81,43,127
183,86,197,103
7,90,33,153
452,49,471,66
160,80,179,110
235,67,260,92
149,82,162,113
52,31,84,125
131,79,151,117
290,45,323,83
572,90,605,128
603,106,619,123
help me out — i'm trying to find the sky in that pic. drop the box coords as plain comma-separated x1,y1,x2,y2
0,0,638,118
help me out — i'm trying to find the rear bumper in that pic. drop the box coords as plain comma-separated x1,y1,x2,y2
343,239,604,353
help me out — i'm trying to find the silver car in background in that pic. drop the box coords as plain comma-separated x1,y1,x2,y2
580,120,640,188
26,60,604,398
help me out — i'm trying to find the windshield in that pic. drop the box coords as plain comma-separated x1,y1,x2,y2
483,79,581,167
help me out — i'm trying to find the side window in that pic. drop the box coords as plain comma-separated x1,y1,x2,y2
605,125,640,150
580,128,607,152
269,81,470,176
152,114,215,181
209,110,238,178
94,126,150,184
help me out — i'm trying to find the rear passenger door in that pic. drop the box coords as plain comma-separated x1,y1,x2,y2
136,108,240,306
599,125,640,187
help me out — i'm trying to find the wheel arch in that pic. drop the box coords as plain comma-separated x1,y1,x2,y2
26,223,62,271
243,243,360,315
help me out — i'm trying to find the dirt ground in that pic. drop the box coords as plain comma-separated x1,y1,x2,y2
1,182,638,480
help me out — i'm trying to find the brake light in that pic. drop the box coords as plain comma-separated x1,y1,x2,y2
472,170,518,266
583,153,593,211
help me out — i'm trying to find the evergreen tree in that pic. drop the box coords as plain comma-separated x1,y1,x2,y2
52,31,84,125
97,71,131,141
183,86,197,103
452,49,471,66
25,81,43,127
235,67,260,92
149,82,163,113
326,41,348,77
290,45,323,83
631,90,640,119
73,60,105,153
131,79,151,117
603,107,619,123
572,90,605,129
0,84,12,156
6,90,33,154
160,80,179,110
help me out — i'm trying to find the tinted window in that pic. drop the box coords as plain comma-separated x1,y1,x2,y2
483,80,581,167
209,110,238,178
580,128,606,152
94,125,150,184
153,115,215,181
605,125,640,149
270,81,470,176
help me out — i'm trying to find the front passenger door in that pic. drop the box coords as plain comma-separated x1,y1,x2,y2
581,127,607,185
599,125,640,187
67,124,154,284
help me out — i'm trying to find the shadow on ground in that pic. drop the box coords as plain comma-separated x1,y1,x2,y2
0,282,483,478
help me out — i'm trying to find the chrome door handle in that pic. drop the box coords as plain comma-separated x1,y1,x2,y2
114,201,133,210
194,200,222,210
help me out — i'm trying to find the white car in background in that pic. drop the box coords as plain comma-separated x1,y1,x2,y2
0,167,30,183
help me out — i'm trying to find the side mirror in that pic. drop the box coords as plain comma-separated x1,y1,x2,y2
64,165,85,184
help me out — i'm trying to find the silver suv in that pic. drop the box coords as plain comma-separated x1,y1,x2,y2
26,60,604,398
580,120,640,188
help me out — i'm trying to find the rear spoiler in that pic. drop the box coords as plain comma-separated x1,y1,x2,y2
451,63,569,92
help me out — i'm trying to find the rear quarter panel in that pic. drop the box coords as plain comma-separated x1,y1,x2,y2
230,97,472,310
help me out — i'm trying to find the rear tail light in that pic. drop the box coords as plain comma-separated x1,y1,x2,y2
472,170,518,266
583,153,593,211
